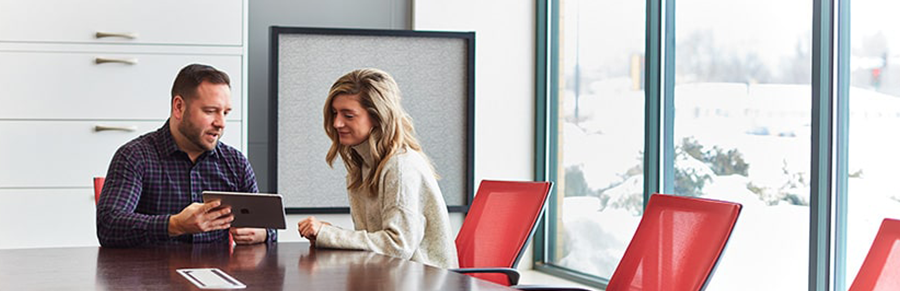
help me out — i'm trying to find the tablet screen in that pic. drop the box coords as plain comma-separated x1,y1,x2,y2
202,191,287,229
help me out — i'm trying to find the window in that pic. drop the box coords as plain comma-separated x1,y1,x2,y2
537,0,852,289
841,0,900,288
673,0,811,289
540,0,646,281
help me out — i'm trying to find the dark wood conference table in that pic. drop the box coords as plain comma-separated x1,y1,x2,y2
0,242,516,290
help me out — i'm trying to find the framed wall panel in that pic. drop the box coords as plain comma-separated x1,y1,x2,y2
269,26,474,213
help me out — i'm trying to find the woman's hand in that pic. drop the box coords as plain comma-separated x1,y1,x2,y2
298,216,330,241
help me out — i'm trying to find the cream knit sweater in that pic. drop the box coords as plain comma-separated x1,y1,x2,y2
315,144,459,269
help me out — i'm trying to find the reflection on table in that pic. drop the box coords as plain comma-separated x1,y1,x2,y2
0,242,514,290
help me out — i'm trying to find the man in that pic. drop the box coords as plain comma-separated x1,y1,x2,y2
97,64,275,247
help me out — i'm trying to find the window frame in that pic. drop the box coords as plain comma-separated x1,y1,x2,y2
533,0,849,290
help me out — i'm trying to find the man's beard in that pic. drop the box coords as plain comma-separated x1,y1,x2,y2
179,112,220,152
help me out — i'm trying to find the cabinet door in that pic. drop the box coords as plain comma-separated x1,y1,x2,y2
0,188,98,249
0,0,242,46
0,52,242,120
0,120,243,188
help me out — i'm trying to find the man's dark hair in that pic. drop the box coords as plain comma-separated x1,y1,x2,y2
170,64,231,101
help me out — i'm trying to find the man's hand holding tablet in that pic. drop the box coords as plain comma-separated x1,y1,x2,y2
168,200,234,237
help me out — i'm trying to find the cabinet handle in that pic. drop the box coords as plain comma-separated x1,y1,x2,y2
95,31,138,40
94,125,138,132
94,57,138,65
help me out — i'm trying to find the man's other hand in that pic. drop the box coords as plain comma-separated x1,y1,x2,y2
230,227,267,245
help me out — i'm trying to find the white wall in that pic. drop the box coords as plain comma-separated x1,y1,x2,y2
413,1,536,182
412,0,538,268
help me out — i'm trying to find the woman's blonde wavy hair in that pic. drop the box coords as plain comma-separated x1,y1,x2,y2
323,68,436,195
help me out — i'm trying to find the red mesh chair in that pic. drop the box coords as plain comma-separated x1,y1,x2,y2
452,180,553,286
606,193,742,291
848,218,900,291
93,177,105,204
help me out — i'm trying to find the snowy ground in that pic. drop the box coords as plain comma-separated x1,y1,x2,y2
555,83,900,290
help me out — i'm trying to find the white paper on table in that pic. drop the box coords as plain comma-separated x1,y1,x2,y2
176,268,246,289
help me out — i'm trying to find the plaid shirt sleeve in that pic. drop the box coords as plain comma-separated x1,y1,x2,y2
96,145,172,247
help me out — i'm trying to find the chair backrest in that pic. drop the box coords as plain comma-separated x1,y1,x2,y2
606,193,742,291
93,177,105,204
455,180,553,285
848,218,900,291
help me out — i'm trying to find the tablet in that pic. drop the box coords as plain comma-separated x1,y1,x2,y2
202,191,287,229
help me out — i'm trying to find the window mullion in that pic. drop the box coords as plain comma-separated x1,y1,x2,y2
834,0,851,288
810,0,836,290
644,0,663,204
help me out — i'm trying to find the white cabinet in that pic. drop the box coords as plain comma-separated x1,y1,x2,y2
0,0,242,45
0,51,243,119
0,120,243,188
0,189,98,249
0,0,248,249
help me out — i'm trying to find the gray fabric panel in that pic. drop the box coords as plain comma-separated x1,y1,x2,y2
276,33,469,208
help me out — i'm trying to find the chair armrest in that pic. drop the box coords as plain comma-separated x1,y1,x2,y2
510,284,593,291
450,267,521,285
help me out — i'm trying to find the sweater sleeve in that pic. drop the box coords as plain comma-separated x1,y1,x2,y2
315,162,426,260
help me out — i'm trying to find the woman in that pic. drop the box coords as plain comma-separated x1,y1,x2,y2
297,68,458,269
